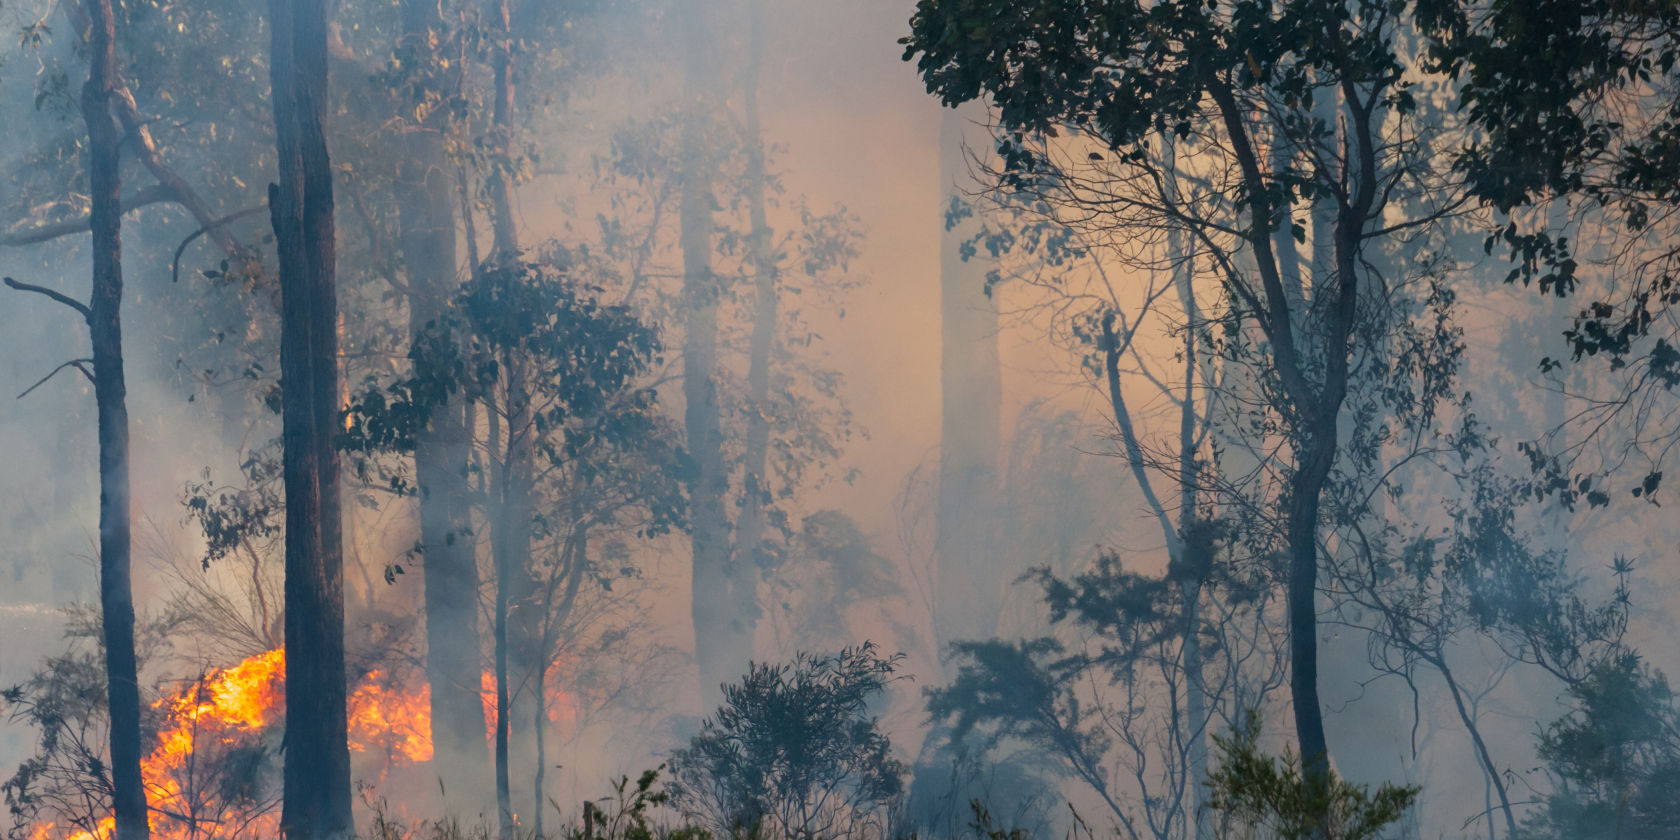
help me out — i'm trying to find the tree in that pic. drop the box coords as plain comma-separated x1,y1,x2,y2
901,0,1465,800
343,247,679,834
387,0,490,799
266,0,354,834
926,543,1285,840
676,0,739,708
2,1,149,837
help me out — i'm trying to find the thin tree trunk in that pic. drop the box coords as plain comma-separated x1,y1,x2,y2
487,382,514,839
269,0,353,835
679,0,736,708
82,2,147,837
1431,654,1518,838
732,0,775,660
532,663,548,840
394,0,489,803
493,483,514,840
482,0,539,824
488,0,517,260
1166,195,1210,839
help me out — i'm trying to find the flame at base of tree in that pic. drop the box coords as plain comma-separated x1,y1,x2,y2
28,649,436,840
24,646,581,840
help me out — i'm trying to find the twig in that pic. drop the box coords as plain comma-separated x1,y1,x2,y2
4,276,92,321
171,205,268,284
16,358,95,399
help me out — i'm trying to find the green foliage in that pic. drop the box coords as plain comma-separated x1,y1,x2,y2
1205,714,1417,840
668,643,907,839
1520,653,1680,840
343,250,686,536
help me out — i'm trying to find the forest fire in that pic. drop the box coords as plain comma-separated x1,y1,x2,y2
26,650,438,840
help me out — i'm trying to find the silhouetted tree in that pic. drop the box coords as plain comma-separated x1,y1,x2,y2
267,0,353,834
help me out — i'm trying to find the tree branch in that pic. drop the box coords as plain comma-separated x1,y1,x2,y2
172,204,269,284
4,276,92,321
0,184,177,247
17,357,95,399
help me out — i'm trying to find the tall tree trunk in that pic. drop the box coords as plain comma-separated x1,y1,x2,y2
732,0,774,661
394,0,489,804
1165,189,1210,838
492,456,515,840
487,0,518,260
679,0,737,708
81,3,147,838
483,0,539,826
934,103,1002,655
531,662,549,840
487,386,515,840
268,0,353,835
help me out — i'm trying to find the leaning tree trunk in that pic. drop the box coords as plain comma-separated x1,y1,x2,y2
678,0,738,709
393,0,490,804
934,102,1002,655
81,2,148,838
268,0,353,836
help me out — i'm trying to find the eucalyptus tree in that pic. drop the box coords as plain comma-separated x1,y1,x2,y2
593,0,862,705
343,248,682,834
266,0,354,834
902,0,1469,798
1,1,148,837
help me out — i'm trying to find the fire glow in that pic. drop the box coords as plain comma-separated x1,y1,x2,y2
30,649,437,840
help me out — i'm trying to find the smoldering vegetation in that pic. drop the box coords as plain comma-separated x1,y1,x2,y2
0,1,1677,839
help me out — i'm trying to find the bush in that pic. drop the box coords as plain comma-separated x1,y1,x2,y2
1205,713,1417,840
668,643,907,839
1521,653,1680,840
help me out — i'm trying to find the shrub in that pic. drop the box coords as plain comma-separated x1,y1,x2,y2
668,643,907,839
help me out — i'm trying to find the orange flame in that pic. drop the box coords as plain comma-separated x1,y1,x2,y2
348,669,433,764
28,649,437,840
28,650,581,840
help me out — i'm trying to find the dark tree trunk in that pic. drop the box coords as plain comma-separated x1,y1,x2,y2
268,0,353,836
81,2,147,838
935,103,1002,654
678,0,738,708
1285,435,1333,777
393,0,489,802
486,393,515,840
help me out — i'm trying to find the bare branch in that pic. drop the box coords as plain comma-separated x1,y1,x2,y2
0,184,177,247
4,276,92,321
171,205,269,284
17,357,95,399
